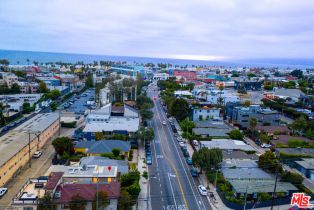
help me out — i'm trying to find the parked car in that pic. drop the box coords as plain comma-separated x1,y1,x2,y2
162,121,167,125
261,143,272,148
186,157,193,165
0,188,8,197
146,156,152,165
190,168,198,177
198,185,207,196
183,150,190,158
33,151,43,158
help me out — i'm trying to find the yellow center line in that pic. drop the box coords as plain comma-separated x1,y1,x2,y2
154,100,189,210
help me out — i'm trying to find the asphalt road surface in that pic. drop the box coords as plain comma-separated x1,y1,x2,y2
147,85,212,210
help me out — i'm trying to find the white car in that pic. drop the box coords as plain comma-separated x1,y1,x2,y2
179,142,185,147
198,185,207,196
0,188,8,197
261,143,272,148
33,151,43,158
162,121,167,125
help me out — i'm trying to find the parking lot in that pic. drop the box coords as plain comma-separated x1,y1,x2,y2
59,88,96,114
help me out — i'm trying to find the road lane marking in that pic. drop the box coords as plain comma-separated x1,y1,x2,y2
155,98,206,210
153,100,189,210
168,173,178,210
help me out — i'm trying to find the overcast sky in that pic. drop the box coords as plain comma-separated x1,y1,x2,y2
1,0,314,61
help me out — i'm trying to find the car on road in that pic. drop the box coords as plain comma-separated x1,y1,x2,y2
261,143,272,148
186,157,193,165
198,185,207,196
190,168,198,177
177,137,183,142
179,142,185,147
162,121,167,125
146,156,152,165
0,188,8,197
183,150,190,158
33,151,43,158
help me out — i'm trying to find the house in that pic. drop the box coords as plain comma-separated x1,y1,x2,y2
75,140,131,156
83,103,140,140
192,106,220,122
79,156,129,175
36,76,61,86
2,72,18,88
192,120,232,138
55,74,82,91
222,159,258,169
234,77,263,91
200,139,255,152
295,158,314,180
12,171,120,210
47,85,70,95
174,90,193,98
230,105,280,128
17,81,39,94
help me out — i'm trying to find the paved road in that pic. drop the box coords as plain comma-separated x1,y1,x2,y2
147,86,211,210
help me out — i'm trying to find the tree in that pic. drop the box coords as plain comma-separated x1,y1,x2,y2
118,190,132,210
86,73,94,88
95,132,104,140
290,69,303,79
120,171,140,187
228,130,244,140
49,89,61,100
11,83,21,94
179,118,195,133
52,136,74,156
169,98,189,121
22,102,31,114
136,95,153,109
249,117,258,137
38,81,48,93
283,81,296,89
69,194,87,210
281,171,303,185
139,109,153,121
112,148,121,157
258,151,282,173
291,116,307,134
137,127,154,142
37,192,56,210
0,103,5,126
243,100,251,107
50,101,58,111
92,191,109,210
192,148,223,172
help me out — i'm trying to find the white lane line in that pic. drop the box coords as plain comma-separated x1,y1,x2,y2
156,101,205,210
168,172,178,210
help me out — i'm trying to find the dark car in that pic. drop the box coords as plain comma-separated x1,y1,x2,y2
186,157,193,165
190,168,198,177
183,150,190,158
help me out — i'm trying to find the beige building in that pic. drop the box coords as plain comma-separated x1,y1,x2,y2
3,73,18,88
0,113,59,187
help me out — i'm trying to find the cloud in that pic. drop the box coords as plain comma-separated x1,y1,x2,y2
0,0,313,60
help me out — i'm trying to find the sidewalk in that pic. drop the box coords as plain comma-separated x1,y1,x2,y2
137,143,150,210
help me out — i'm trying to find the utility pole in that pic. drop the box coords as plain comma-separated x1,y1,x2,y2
270,165,279,210
243,185,248,210
58,110,61,136
28,132,31,168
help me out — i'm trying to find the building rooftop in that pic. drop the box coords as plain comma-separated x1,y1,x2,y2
222,150,259,160
55,182,120,204
0,113,59,167
44,172,63,190
229,180,298,194
276,148,314,157
192,128,231,137
200,139,255,151
295,158,314,170
79,156,129,174
222,159,258,168
222,168,273,180
75,140,131,154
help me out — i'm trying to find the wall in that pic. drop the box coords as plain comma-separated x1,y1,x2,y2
192,108,220,121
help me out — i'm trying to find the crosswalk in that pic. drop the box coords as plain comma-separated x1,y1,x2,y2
165,204,186,210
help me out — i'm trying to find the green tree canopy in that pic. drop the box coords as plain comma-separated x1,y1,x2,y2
49,89,61,100
52,136,74,156
118,190,132,210
258,151,282,174
38,81,48,93
92,191,109,210
86,73,94,88
192,148,223,172
179,118,195,133
169,98,190,121
37,192,56,210
291,116,307,134
11,83,21,94
137,127,154,142
228,129,244,140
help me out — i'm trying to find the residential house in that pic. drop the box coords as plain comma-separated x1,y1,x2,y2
36,76,61,86
200,139,255,152
273,88,304,103
295,158,314,180
173,70,197,81
192,120,232,138
75,140,131,157
17,82,39,94
2,72,18,88
192,106,220,121
230,105,280,128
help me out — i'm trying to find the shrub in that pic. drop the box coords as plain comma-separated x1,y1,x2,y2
281,171,303,185
127,182,141,198
287,139,308,147
112,148,121,157
128,150,133,161
228,130,244,140
257,192,272,201
120,171,140,187
142,171,148,179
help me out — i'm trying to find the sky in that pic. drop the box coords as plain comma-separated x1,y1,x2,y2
0,0,314,61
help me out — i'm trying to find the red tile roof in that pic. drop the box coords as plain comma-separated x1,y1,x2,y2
44,172,63,190
56,181,120,203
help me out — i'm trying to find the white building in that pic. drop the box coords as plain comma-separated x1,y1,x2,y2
153,73,170,81
2,73,18,88
192,107,220,121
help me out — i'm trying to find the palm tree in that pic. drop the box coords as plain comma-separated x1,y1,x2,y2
249,117,258,138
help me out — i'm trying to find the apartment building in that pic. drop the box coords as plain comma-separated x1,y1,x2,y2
0,113,59,187
3,73,18,88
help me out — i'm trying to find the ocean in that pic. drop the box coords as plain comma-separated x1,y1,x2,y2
0,49,314,68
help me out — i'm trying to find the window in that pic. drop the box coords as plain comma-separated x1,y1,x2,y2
23,207,33,210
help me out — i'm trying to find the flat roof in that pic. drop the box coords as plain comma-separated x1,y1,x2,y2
0,113,59,167
83,117,139,133
295,158,314,170
222,168,273,180
229,180,298,194
200,139,255,151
